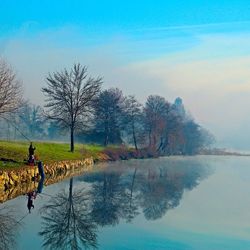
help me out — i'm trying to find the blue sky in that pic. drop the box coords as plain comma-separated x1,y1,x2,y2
1,1,250,149
2,0,250,33
2,0,250,57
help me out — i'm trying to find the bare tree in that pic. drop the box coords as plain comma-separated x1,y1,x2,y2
18,103,46,139
0,59,23,115
93,88,124,146
144,95,170,150
124,95,142,150
42,64,102,152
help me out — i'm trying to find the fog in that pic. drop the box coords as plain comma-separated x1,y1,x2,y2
2,24,250,150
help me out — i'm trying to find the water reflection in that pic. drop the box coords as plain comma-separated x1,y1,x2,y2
39,159,210,249
39,178,97,250
27,191,36,213
83,160,210,223
26,177,44,213
0,206,20,250
90,171,128,227
123,168,140,223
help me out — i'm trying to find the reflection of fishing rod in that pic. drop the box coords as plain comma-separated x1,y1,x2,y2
39,192,54,198
2,116,31,142
17,212,29,223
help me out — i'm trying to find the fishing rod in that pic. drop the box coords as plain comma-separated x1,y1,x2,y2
1,115,32,142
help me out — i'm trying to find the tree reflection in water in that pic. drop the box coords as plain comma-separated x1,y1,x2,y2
0,206,20,250
39,160,210,249
83,160,211,223
39,178,97,250
123,168,140,222
137,167,188,220
138,162,210,220
90,171,128,226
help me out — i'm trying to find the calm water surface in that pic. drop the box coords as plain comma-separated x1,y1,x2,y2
1,156,250,250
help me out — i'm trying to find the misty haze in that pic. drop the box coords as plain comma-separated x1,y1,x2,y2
1,1,250,250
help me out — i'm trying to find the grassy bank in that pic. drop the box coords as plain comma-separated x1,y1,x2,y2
0,140,158,170
0,140,105,169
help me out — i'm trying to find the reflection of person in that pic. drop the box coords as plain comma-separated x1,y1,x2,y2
38,161,45,179
27,191,36,213
26,176,44,213
37,176,44,194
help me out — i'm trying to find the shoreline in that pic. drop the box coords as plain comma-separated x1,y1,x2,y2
1,150,250,203
1,139,250,203
0,158,94,203
0,146,157,202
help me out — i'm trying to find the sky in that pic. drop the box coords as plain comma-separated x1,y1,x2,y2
1,0,250,150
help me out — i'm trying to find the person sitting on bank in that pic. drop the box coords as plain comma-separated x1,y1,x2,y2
29,142,36,157
28,142,36,165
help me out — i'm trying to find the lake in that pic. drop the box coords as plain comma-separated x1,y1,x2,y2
1,156,250,250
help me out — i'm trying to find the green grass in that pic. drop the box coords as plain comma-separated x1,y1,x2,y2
0,140,104,169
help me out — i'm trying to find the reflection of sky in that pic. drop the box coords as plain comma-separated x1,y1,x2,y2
1,157,250,249
99,222,250,250
97,157,250,250
136,157,250,250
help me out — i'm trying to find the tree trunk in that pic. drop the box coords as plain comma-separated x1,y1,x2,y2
148,130,152,147
69,178,73,203
104,134,108,146
70,126,74,152
157,137,163,153
132,124,138,150
67,178,73,229
152,134,157,150
130,168,137,199
104,122,109,146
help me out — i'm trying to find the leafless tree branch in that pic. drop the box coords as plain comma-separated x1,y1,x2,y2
0,59,23,115
42,63,102,152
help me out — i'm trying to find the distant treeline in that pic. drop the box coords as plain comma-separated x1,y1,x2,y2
0,61,213,155
0,89,214,156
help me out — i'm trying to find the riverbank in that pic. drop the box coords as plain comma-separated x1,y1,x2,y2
0,140,156,169
0,140,105,169
0,158,95,202
0,140,156,197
